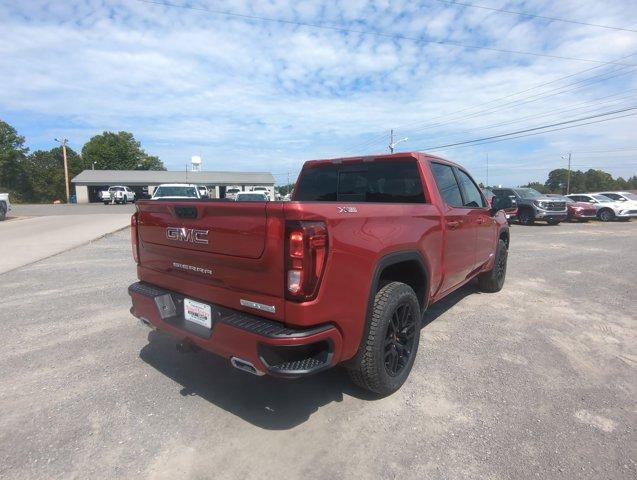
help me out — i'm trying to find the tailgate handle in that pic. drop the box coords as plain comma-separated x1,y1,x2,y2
174,206,198,219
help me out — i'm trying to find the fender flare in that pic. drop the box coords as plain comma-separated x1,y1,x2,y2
344,250,430,365
366,250,430,318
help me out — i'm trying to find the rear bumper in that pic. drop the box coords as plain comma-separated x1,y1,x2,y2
128,282,343,378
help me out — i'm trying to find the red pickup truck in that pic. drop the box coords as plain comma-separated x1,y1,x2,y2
129,152,512,394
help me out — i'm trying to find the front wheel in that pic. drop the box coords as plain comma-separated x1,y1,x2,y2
477,239,508,292
0,203,6,221
598,209,614,222
347,282,421,396
518,209,534,225
547,219,560,225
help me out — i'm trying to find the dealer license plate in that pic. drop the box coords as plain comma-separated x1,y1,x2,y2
184,298,212,329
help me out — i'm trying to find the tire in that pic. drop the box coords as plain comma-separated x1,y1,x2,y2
477,239,508,293
547,219,560,225
597,208,614,222
122,197,127,205
0,203,6,221
347,282,421,396
103,201,110,205
518,208,534,226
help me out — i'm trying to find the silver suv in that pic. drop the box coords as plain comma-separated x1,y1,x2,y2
492,188,567,226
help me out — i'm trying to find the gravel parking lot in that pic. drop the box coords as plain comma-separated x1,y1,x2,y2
0,221,635,480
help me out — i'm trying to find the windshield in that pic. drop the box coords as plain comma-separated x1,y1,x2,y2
109,187,124,192
252,187,267,191
592,194,612,203
513,188,543,199
236,193,266,201
226,188,240,194
153,186,198,198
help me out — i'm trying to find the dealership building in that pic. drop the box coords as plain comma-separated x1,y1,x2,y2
71,170,276,203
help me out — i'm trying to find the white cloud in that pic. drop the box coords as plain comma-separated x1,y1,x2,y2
0,0,636,184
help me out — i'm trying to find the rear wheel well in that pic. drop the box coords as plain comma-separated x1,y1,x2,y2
377,260,427,311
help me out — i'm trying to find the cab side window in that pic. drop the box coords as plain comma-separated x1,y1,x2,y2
456,169,486,208
431,163,463,207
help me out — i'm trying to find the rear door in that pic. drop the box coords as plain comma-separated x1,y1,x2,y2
455,168,494,270
430,162,477,292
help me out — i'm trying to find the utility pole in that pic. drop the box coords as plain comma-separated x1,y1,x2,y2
562,152,572,194
55,138,70,203
388,129,408,153
566,152,572,195
486,153,489,187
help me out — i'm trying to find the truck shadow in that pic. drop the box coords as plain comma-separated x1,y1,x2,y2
139,331,373,430
138,284,477,430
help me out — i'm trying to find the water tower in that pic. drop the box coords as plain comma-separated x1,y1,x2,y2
191,155,202,172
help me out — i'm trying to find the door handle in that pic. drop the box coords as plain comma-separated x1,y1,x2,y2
446,220,460,230
476,217,485,224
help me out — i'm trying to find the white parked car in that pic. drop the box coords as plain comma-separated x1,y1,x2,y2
0,193,11,221
250,185,274,200
566,193,637,222
100,186,135,205
151,184,201,200
196,186,210,198
594,191,637,210
235,192,269,202
225,186,241,200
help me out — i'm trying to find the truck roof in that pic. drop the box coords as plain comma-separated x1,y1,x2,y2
301,151,460,169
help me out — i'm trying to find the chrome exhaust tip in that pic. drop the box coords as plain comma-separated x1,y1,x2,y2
230,357,265,376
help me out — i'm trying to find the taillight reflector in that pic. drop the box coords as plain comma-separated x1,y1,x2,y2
285,221,328,301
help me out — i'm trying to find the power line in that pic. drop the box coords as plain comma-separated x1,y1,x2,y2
404,68,636,138
344,53,637,153
406,89,637,146
135,0,637,67
433,0,637,33
416,107,637,151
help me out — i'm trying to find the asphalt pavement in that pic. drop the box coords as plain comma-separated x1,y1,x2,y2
0,221,635,479
8,203,136,217
0,213,131,274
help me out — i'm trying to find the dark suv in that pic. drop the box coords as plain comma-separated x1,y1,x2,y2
492,188,567,225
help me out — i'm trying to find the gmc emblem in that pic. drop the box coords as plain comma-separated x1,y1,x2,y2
166,227,209,245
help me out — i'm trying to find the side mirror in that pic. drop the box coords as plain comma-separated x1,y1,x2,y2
490,195,513,215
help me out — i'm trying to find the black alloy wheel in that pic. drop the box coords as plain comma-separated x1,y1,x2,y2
384,303,417,377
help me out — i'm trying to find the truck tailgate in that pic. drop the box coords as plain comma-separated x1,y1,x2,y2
135,200,286,319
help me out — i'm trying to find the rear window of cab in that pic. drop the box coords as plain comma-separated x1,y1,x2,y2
295,160,426,203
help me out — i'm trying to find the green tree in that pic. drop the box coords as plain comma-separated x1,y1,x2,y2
0,119,29,195
544,169,569,193
522,182,549,194
23,146,87,202
583,169,615,192
81,131,165,171
275,183,295,196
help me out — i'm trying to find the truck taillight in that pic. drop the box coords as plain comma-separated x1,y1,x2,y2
285,221,328,301
131,213,139,264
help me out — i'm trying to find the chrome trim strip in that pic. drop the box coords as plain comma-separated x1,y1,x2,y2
240,299,276,314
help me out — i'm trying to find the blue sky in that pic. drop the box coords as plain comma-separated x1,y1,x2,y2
1,0,636,186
